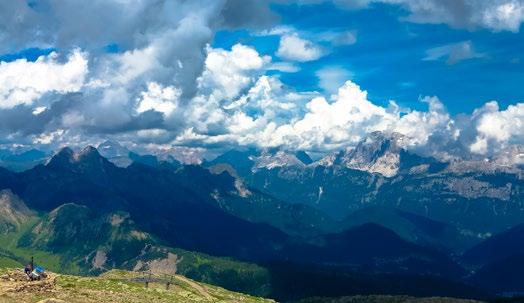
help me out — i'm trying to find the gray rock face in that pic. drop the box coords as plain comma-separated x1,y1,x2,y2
313,132,413,177
338,132,406,177
444,177,512,201
0,190,33,233
251,150,306,172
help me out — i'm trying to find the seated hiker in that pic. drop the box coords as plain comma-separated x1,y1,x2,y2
22,263,44,281
24,263,32,276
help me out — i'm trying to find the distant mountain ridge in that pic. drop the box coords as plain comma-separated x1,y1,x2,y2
0,147,465,270
0,148,49,172
2,132,522,177
206,132,524,237
10,133,516,241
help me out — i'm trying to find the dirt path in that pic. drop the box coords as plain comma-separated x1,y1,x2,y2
174,275,213,301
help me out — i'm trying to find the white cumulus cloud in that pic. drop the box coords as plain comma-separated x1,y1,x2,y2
0,50,88,109
198,44,271,101
481,1,524,32
277,34,325,62
471,101,524,154
257,81,399,151
136,82,181,116
394,96,453,146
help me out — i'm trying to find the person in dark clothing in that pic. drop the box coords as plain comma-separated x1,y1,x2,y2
24,258,36,280
24,264,32,275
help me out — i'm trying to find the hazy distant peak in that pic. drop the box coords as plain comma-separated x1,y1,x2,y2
252,149,306,171
98,140,130,158
76,145,100,158
48,147,75,163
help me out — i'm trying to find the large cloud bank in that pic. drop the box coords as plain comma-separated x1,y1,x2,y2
0,0,522,160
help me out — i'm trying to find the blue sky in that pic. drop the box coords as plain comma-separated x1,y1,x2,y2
213,2,524,114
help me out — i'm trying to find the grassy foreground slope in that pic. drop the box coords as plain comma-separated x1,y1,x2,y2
0,213,272,297
0,268,273,303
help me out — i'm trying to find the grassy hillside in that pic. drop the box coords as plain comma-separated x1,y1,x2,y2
0,218,80,274
0,268,273,303
0,257,20,268
173,248,271,297
0,215,272,297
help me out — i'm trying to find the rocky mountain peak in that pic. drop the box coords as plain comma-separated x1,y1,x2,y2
352,131,405,157
98,140,130,158
46,146,110,176
318,131,408,177
74,146,103,162
57,146,75,157
252,149,306,171
46,147,75,165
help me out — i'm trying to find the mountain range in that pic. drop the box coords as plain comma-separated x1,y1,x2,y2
0,131,523,301
207,131,523,236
